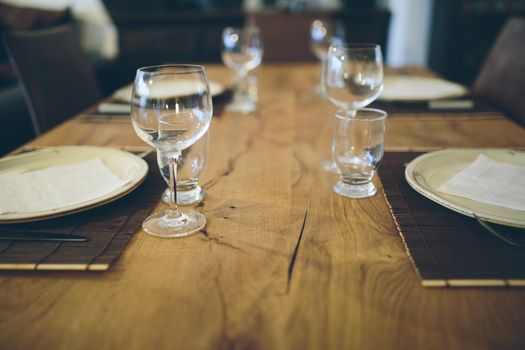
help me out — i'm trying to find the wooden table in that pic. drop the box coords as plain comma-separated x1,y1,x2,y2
1,64,524,350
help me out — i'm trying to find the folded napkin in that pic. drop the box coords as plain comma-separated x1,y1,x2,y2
0,158,127,214
438,154,525,211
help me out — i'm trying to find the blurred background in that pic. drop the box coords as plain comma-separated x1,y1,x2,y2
1,0,524,154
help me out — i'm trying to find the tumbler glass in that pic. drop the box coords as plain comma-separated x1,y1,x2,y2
160,132,208,206
332,108,387,198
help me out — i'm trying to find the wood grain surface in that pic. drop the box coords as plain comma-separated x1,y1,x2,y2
1,64,524,350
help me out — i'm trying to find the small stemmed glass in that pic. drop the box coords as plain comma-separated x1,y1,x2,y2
310,19,345,96
321,43,384,173
222,26,263,114
160,131,208,206
131,65,212,238
332,108,387,198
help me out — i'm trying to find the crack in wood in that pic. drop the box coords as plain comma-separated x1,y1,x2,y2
199,230,246,253
214,275,236,349
287,210,308,293
203,119,263,191
203,151,249,191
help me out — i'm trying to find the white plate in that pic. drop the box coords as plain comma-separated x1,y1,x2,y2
405,149,525,228
380,75,468,102
112,80,227,103
0,146,148,223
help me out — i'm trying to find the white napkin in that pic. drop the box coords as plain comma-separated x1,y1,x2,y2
438,154,525,211
97,102,131,114
0,158,127,214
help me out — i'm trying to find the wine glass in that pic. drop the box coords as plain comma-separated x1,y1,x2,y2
323,43,383,114
222,26,263,114
131,64,212,238
310,19,345,96
321,43,383,172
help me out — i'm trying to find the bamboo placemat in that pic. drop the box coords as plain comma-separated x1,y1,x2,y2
380,152,525,287
0,153,162,271
371,98,497,114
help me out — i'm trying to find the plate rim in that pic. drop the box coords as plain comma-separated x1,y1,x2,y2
0,146,149,224
379,75,468,102
404,148,525,229
112,80,228,102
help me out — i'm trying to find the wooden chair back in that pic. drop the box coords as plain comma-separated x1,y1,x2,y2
473,17,525,126
4,25,101,135
253,9,391,62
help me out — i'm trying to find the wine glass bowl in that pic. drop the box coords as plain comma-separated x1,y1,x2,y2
131,66,211,151
131,64,212,238
222,27,262,72
323,43,383,112
222,26,263,114
310,19,345,95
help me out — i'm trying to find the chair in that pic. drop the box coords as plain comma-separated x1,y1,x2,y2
472,17,525,127
4,24,101,135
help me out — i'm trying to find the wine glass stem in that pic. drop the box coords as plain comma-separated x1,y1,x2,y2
235,70,249,101
346,109,357,118
168,153,181,213
319,59,325,85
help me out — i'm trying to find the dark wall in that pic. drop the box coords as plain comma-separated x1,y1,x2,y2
106,7,390,69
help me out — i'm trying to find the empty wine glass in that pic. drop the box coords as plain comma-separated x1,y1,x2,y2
131,64,212,238
332,108,386,198
323,43,383,114
321,43,383,172
222,26,263,114
310,19,345,96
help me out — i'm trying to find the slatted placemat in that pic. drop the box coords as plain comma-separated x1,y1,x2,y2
371,98,497,114
212,89,233,117
380,152,525,287
0,152,162,271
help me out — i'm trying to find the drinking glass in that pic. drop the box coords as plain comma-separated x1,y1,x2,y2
322,43,383,172
222,26,263,114
332,108,386,198
309,19,345,96
160,131,208,206
131,64,212,238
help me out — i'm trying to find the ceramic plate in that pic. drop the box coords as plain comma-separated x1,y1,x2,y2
380,75,468,102
405,148,525,228
0,146,148,223
112,80,227,103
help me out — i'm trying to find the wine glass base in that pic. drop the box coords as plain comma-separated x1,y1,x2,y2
226,100,256,115
333,181,377,199
162,186,204,206
321,159,339,173
142,209,206,238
